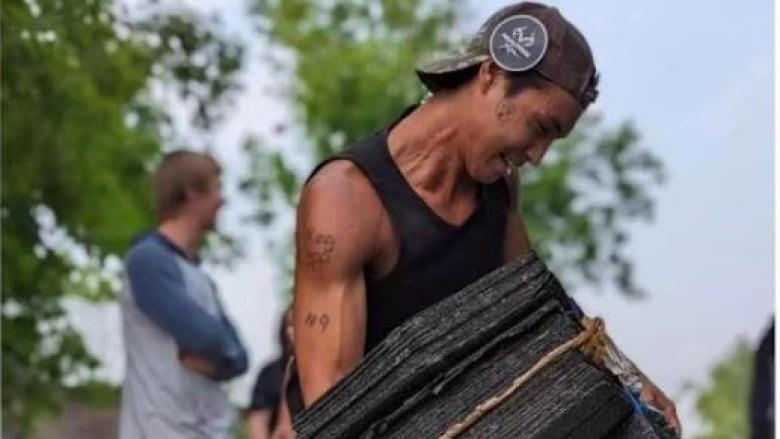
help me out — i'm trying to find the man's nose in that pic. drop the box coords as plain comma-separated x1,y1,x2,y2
525,141,551,166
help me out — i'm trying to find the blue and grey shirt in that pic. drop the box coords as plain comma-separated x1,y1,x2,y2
118,231,248,439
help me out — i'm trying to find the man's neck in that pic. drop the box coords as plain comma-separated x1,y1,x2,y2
387,96,478,203
157,217,204,259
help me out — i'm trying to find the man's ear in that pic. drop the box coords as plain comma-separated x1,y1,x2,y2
182,186,199,206
476,61,503,95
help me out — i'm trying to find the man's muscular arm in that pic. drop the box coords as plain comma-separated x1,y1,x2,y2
293,162,382,407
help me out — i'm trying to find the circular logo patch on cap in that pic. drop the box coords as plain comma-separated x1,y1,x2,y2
489,15,548,72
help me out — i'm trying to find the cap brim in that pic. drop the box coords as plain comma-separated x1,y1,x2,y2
415,53,490,91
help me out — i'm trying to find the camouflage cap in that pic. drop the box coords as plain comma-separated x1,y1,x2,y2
416,2,599,108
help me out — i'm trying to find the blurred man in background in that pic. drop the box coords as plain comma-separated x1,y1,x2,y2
119,150,248,439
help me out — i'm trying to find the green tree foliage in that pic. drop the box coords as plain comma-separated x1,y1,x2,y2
521,115,663,295
694,339,754,439
244,0,664,296
1,0,243,435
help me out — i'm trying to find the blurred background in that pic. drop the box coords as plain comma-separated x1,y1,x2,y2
2,0,773,437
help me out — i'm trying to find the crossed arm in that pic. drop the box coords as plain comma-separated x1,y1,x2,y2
125,241,248,380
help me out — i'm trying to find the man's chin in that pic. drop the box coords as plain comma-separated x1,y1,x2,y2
465,164,505,184
474,169,504,184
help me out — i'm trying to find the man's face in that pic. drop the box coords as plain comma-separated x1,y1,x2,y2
465,68,583,183
188,175,224,231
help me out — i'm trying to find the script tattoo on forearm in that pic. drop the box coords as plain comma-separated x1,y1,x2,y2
304,226,335,271
304,312,330,333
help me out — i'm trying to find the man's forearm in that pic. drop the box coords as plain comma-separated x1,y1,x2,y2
299,365,351,406
126,245,248,370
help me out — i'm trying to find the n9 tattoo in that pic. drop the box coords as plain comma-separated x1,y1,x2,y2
304,312,330,333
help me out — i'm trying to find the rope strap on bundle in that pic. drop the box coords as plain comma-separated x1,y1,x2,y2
439,317,608,439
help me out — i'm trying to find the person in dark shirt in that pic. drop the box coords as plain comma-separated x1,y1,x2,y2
289,1,678,433
247,308,294,439
750,319,774,439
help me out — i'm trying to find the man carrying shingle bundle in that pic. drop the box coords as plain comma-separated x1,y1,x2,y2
289,2,680,437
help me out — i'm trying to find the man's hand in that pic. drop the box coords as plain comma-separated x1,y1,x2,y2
178,349,217,378
639,375,681,434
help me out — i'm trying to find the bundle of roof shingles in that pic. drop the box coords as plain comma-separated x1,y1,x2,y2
294,254,665,438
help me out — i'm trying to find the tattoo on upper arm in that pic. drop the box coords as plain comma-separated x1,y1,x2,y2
304,226,335,271
304,312,330,333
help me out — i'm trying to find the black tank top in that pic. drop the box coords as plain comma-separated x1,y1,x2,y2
288,106,510,415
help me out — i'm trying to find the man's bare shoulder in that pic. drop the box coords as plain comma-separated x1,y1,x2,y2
296,160,384,265
300,160,381,217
